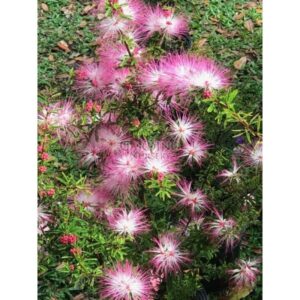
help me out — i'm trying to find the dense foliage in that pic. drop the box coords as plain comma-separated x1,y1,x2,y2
38,0,262,299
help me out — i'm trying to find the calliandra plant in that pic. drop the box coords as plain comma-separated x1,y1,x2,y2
38,0,262,299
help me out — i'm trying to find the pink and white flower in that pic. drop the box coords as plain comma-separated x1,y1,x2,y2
38,205,52,235
38,100,75,128
175,180,209,215
156,54,230,96
138,61,165,92
149,233,190,276
168,114,203,144
180,139,210,165
142,141,179,175
108,68,131,98
117,0,147,23
108,208,149,237
100,260,153,300
242,141,263,167
97,15,130,39
80,125,129,166
228,259,261,289
75,186,114,214
206,210,240,252
140,6,188,39
96,125,130,153
103,145,144,196
75,62,114,99
217,157,241,184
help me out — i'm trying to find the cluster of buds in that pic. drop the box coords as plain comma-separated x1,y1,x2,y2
38,165,47,173
39,188,55,198
59,234,78,245
85,100,102,113
70,247,82,256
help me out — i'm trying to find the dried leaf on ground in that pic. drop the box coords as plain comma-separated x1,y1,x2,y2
245,1,257,8
197,38,207,47
48,54,55,62
73,294,86,300
234,12,245,20
79,20,87,28
244,20,254,32
234,56,247,70
61,4,76,18
83,4,95,14
256,19,262,26
57,40,70,52
41,3,49,12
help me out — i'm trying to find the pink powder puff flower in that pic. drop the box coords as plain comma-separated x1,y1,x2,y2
95,124,130,153
149,270,163,292
75,186,114,214
101,111,120,124
93,0,106,14
97,15,130,39
80,125,129,166
38,205,52,235
206,210,240,252
75,62,113,99
168,114,203,144
102,145,145,196
96,41,145,68
149,233,191,276
217,157,241,184
175,180,209,215
108,208,149,237
138,60,165,92
79,141,101,167
180,139,210,165
100,261,153,300
227,259,261,289
108,68,131,98
157,54,230,96
189,58,230,91
142,141,179,176
38,100,75,128
140,6,188,39
97,42,129,66
117,0,147,23
242,141,263,167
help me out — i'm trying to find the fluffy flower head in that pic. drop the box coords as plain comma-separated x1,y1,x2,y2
103,145,144,195
149,233,190,276
168,114,203,144
176,180,209,215
109,208,149,237
180,139,209,165
101,261,153,300
228,259,261,289
142,141,179,175
207,210,240,252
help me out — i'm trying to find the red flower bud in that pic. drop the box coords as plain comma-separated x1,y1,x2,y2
70,247,82,255
38,166,47,173
47,188,55,196
85,100,93,112
41,152,49,161
202,90,212,99
38,145,44,153
131,118,140,127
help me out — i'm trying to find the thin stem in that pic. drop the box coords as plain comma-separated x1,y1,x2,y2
159,32,166,47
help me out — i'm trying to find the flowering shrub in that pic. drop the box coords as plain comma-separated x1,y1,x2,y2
38,0,262,299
